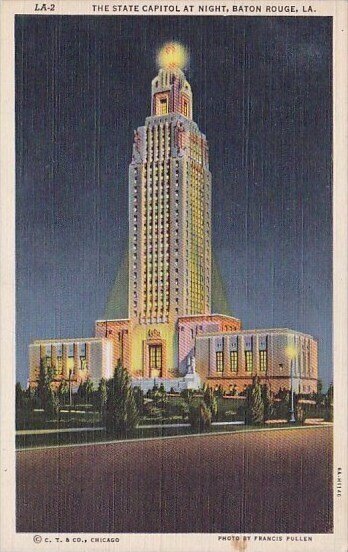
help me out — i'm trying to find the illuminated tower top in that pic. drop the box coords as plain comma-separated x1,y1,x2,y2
129,43,211,325
152,43,192,119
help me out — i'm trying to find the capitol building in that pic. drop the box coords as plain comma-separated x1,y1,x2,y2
29,43,318,396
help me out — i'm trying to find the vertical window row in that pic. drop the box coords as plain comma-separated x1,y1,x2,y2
133,167,138,315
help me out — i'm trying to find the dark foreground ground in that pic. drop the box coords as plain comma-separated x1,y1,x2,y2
17,426,333,534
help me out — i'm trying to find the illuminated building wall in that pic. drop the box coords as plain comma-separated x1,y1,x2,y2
29,337,113,389
129,65,211,323
195,329,318,394
124,49,214,377
28,45,319,394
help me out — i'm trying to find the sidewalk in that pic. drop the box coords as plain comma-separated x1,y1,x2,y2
17,420,245,436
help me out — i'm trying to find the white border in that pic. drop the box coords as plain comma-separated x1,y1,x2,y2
1,1,347,551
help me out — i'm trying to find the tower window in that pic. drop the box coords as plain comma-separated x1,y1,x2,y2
182,98,189,117
160,98,168,115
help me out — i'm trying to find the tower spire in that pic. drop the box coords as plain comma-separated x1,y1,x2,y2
152,42,192,119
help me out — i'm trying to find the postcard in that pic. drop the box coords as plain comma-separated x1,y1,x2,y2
0,1,347,551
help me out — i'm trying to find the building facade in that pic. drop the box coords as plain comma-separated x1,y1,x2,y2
195,329,318,394
29,338,113,389
28,44,319,395
94,55,240,380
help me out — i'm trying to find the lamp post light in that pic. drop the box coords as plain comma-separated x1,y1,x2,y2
285,343,297,424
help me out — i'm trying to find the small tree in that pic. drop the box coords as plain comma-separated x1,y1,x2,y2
85,378,94,403
203,385,218,420
315,378,324,406
76,381,86,403
45,387,59,419
133,386,144,415
98,378,108,415
57,380,69,406
15,382,25,412
324,383,333,421
157,384,168,409
105,362,139,437
246,376,264,425
36,357,53,413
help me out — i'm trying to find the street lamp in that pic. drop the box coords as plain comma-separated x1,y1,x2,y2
285,343,297,423
68,368,73,407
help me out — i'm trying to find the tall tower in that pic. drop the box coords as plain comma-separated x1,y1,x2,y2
129,43,211,328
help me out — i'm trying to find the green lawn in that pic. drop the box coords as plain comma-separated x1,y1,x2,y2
16,406,102,431
16,395,330,440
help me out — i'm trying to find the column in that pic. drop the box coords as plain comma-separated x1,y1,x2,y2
223,336,230,375
73,343,79,378
253,334,259,376
62,344,69,379
51,345,57,376
238,335,244,374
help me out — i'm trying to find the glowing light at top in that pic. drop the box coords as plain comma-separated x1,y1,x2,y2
157,42,188,71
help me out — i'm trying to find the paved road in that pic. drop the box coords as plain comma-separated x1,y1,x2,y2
16,426,333,534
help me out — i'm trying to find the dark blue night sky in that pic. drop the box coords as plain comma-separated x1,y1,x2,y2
15,16,332,388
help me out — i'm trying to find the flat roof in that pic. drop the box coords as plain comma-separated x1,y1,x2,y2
178,313,241,322
31,337,107,345
95,318,130,323
196,328,316,339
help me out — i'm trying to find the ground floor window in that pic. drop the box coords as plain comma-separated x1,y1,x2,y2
245,351,253,372
259,350,267,372
216,351,224,372
230,351,238,372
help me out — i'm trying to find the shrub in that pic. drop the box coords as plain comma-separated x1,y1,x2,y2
45,387,59,419
261,383,274,422
203,385,218,420
76,378,94,404
180,400,189,420
236,404,247,421
188,401,212,432
180,389,194,403
295,405,307,425
143,405,163,419
223,410,236,420
214,385,225,398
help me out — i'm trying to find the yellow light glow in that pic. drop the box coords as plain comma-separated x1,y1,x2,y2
285,344,297,360
157,42,188,70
